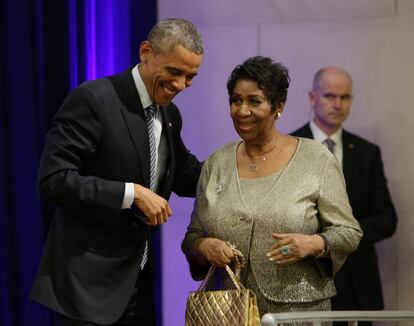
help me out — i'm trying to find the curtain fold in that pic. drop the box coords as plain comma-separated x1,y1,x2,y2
0,1,157,325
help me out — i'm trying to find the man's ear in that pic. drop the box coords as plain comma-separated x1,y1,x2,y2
139,41,152,62
308,90,317,107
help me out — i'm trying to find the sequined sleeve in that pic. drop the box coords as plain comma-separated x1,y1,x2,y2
181,158,211,280
317,154,363,275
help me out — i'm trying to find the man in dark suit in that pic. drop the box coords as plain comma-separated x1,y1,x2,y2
30,18,203,325
291,67,397,325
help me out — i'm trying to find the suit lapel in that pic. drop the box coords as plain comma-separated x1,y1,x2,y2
301,124,314,138
342,130,355,186
157,106,175,196
121,107,151,186
160,106,174,167
295,124,354,186
109,69,151,187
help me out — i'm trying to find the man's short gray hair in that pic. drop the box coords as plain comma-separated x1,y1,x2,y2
148,18,204,55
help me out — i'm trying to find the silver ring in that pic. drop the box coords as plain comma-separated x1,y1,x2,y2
280,245,291,256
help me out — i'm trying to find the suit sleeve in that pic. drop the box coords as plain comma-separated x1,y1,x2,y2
169,105,202,197
38,86,125,225
317,155,363,275
354,146,397,248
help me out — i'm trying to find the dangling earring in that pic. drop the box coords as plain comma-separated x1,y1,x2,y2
276,111,281,119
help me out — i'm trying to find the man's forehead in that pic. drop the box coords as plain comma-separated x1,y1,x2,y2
319,79,352,93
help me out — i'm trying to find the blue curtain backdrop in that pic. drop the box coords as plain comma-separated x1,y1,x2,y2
0,0,157,325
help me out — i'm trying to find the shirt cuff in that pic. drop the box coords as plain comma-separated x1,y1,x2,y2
122,182,135,209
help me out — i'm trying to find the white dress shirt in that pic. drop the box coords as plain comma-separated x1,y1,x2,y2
121,65,168,208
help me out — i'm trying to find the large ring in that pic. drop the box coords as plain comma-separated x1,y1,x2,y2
280,245,291,256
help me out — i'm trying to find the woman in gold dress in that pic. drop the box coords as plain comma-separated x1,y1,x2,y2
182,56,362,317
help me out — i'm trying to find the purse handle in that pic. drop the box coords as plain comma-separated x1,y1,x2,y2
226,241,246,279
197,242,246,292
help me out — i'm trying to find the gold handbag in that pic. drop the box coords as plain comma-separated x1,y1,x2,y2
185,251,260,326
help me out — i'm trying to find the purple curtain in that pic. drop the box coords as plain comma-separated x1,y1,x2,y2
0,0,157,325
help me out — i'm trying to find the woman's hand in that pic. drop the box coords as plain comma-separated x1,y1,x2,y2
197,238,235,267
266,233,325,264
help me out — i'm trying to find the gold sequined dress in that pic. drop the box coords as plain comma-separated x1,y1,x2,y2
182,138,362,317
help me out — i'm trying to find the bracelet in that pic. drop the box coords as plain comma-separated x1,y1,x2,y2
315,233,329,258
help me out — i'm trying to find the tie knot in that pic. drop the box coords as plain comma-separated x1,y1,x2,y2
323,138,335,153
146,105,156,119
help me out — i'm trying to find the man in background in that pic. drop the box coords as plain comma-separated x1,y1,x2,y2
292,66,397,325
30,18,203,325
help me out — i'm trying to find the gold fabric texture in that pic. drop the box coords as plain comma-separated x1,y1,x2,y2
185,266,260,326
182,138,363,308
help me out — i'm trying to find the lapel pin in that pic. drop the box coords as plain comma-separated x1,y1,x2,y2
168,122,172,127
349,143,354,149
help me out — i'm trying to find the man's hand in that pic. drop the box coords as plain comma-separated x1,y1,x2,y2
133,184,173,225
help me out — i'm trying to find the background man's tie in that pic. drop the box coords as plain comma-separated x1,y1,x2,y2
323,138,335,154
140,104,157,270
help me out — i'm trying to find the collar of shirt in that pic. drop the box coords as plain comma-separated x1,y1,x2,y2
310,120,343,147
131,65,166,191
132,65,158,112
310,120,343,168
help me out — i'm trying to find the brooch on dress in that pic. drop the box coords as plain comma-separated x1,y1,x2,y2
215,180,225,193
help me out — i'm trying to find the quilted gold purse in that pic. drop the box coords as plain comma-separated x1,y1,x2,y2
185,249,260,326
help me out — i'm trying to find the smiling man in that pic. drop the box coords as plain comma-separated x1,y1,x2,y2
30,18,203,326
292,67,397,325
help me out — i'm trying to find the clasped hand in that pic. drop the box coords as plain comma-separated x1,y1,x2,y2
198,238,235,268
133,184,172,225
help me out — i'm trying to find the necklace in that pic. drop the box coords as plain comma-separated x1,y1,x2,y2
245,135,279,172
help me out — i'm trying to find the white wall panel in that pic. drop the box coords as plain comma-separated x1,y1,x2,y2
158,0,414,324
159,0,396,26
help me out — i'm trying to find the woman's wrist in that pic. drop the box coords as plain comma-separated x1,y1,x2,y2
315,233,329,258
190,238,211,266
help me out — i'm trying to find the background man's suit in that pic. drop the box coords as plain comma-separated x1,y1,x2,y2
30,69,201,324
292,123,397,310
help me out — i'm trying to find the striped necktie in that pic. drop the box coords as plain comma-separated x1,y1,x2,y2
146,105,157,191
140,104,157,270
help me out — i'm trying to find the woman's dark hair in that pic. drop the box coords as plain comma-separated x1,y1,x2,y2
226,56,290,111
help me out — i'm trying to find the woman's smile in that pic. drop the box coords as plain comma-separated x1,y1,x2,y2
236,120,256,133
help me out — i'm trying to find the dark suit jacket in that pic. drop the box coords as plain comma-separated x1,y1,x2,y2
291,123,397,309
30,69,202,324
